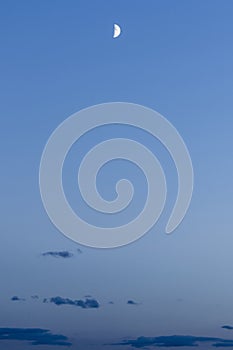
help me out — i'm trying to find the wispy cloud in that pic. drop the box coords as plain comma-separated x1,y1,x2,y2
111,335,233,348
0,328,71,346
44,296,99,309
31,295,39,300
41,251,74,258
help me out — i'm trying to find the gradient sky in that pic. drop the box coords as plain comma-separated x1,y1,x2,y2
1,0,233,349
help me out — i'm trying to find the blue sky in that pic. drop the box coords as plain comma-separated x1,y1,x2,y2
1,0,233,349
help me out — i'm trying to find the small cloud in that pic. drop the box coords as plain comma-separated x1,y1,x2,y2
11,296,25,301
31,295,39,300
84,298,99,308
42,251,73,258
222,325,233,330
109,301,114,304
127,300,139,305
77,248,82,254
45,296,99,309
0,328,71,347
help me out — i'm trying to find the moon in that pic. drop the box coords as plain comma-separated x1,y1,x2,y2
113,23,121,38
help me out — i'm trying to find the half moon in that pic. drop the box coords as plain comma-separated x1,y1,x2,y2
113,23,121,38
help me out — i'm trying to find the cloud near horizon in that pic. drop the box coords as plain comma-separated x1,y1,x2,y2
0,328,71,346
112,335,233,348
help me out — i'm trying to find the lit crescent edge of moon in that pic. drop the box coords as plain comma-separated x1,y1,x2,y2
113,23,121,38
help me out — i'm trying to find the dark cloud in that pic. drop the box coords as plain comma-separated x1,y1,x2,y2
222,325,233,330
0,328,71,346
11,296,25,301
112,335,233,348
127,300,139,305
42,251,73,258
44,296,99,309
